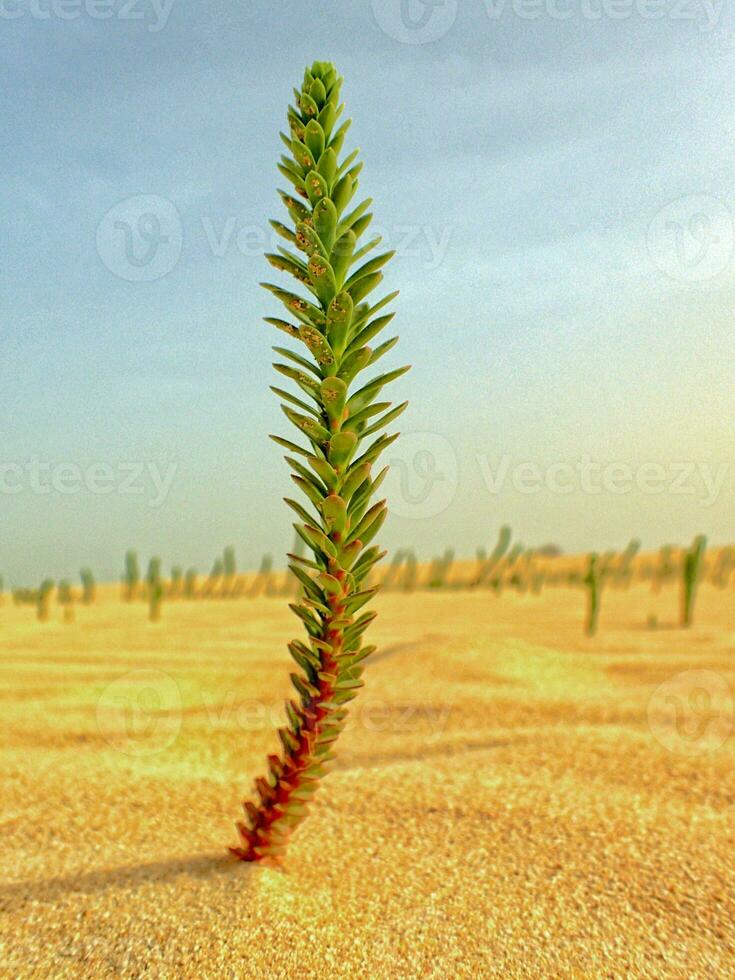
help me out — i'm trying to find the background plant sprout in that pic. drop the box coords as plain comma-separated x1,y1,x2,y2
229,61,408,862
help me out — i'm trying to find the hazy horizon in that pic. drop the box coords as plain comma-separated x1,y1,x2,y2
3,1,734,584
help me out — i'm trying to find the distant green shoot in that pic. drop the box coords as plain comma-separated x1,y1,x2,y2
147,558,163,622
584,553,601,637
681,534,706,628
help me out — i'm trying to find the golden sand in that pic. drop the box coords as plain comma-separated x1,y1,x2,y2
1,580,733,977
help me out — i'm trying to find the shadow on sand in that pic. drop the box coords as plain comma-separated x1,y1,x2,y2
1,852,245,908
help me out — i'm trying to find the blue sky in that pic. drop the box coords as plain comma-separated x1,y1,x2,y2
2,1,734,583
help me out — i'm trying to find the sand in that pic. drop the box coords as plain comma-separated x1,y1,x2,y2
1,579,734,977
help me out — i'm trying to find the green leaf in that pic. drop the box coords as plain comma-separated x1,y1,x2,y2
339,461,371,502
343,400,391,432
352,291,400,331
320,494,347,534
306,454,339,492
328,430,358,469
265,316,300,340
295,221,327,258
331,172,354,215
346,366,411,414
286,456,328,494
305,170,329,206
291,473,326,508
352,432,400,470
330,230,357,288
329,119,351,155
340,346,372,386
304,119,325,160
344,251,395,291
307,253,338,305
309,77,326,106
279,190,311,223
261,282,326,328
277,162,306,194
313,198,338,252
317,146,337,189
270,433,311,458
320,377,347,421
368,336,399,366
326,291,353,356
290,138,316,172
347,271,383,304
282,406,331,443
299,92,319,119
343,589,377,615
272,346,322,380
317,101,337,137
347,500,386,546
300,524,338,558
361,400,408,438
284,496,318,528
270,386,320,418
273,364,321,400
337,196,372,236
270,220,297,245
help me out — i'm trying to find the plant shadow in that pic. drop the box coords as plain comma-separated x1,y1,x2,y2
1,852,245,908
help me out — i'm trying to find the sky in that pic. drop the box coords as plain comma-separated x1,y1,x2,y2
1,0,734,584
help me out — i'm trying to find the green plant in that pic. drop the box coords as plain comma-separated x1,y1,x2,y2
37,580,54,622
222,546,237,597
474,525,512,586
58,580,75,623
169,566,183,598
652,545,674,594
204,557,224,598
123,550,140,601
681,534,707,627
231,61,407,862
425,548,454,589
711,547,733,589
249,554,275,598
584,553,601,637
146,558,163,622
80,568,95,605
614,538,640,588
184,568,198,599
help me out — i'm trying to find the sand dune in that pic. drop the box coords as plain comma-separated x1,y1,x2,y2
1,583,733,977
